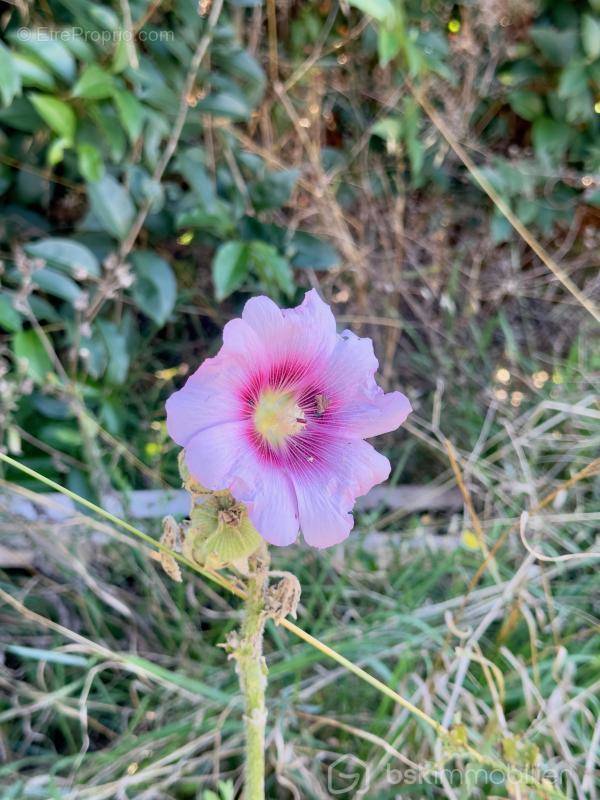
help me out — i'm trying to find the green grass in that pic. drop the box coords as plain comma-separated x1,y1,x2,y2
1,357,599,797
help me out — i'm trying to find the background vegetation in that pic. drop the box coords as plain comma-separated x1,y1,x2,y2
0,0,598,797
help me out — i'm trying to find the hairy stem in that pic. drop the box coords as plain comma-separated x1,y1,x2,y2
236,546,269,799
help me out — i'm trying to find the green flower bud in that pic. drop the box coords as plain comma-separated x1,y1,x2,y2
183,491,262,567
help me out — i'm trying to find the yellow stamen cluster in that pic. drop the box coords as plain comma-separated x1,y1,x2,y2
253,389,305,447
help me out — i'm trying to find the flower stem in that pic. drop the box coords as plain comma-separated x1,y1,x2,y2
236,545,269,799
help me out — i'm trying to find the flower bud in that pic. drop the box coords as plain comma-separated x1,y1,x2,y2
184,492,262,567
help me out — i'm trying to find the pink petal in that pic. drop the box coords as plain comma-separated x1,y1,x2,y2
293,440,390,548
324,330,412,438
231,468,299,546
184,421,251,491
343,391,412,438
165,362,240,447
242,289,337,366
166,319,263,447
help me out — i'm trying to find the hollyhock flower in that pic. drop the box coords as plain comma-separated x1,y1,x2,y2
166,290,411,548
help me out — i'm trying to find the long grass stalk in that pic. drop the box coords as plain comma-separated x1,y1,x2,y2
0,452,570,798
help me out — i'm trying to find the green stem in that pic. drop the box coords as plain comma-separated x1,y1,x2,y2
236,546,269,800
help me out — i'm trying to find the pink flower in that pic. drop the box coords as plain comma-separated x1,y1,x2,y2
166,290,412,549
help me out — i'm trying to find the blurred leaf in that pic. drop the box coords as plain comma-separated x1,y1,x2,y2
32,267,83,302
348,0,396,23
516,197,539,226
87,174,135,240
290,231,340,270
29,94,76,142
371,116,403,145
532,117,572,161
0,295,22,332
89,104,127,162
12,35,76,82
24,238,100,278
248,240,294,299
212,241,249,301
250,168,299,211
530,26,578,66
582,14,600,60
47,136,71,166
113,89,144,142
130,251,177,327
12,53,56,91
96,319,130,385
0,43,22,107
490,209,513,244
12,329,53,383
378,24,404,66
128,166,164,213
196,91,251,120
77,143,105,182
5,645,88,667
403,96,424,181
508,90,544,121
558,61,588,98
72,64,115,99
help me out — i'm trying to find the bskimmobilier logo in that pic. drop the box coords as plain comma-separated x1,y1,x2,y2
327,754,371,796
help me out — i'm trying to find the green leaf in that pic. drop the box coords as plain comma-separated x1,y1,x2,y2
250,168,299,211
47,137,71,167
530,26,578,67
72,64,115,100
12,53,56,91
378,24,404,66
508,90,544,121
130,251,177,327
582,14,600,61
24,238,100,278
77,143,105,182
403,96,424,181
248,240,294,299
532,117,572,161
5,645,88,667
212,241,249,301
29,94,76,142
371,116,403,145
0,42,21,107
196,92,251,120
490,209,513,244
290,231,340,270
348,0,396,23
11,34,76,82
0,295,22,332
87,174,135,240
558,61,589,98
96,319,130,385
12,329,53,383
113,89,144,142
32,267,83,302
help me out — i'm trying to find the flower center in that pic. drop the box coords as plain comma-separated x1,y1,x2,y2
253,389,305,447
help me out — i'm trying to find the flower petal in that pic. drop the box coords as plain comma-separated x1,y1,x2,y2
166,316,267,447
293,439,390,548
184,421,251,491
166,359,243,447
242,289,337,367
231,468,299,547
343,391,412,438
323,330,412,438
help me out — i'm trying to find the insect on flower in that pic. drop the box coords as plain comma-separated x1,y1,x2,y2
166,290,412,548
